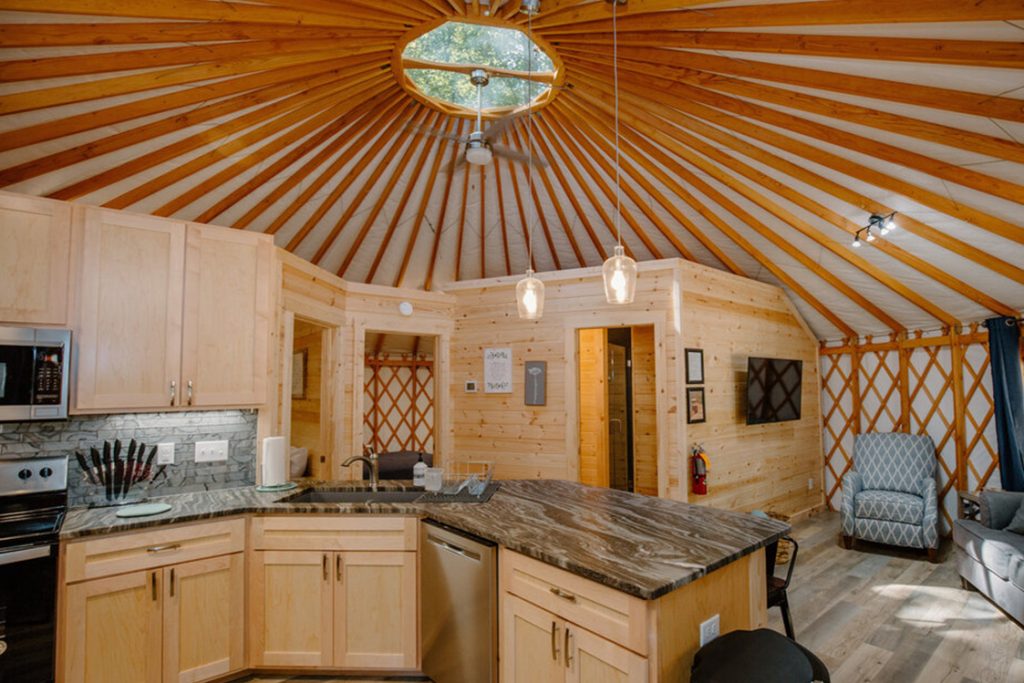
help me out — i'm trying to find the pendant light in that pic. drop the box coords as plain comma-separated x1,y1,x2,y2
601,0,637,305
516,0,544,320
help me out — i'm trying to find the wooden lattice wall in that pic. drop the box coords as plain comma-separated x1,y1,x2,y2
364,355,434,454
820,324,1012,533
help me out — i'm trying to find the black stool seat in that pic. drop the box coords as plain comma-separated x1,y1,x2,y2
691,629,830,683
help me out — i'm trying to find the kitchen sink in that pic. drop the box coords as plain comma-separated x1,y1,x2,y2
280,489,426,504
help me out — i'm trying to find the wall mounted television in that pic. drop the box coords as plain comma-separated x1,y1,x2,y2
746,357,803,425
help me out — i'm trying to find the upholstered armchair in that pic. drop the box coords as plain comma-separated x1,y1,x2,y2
841,432,939,562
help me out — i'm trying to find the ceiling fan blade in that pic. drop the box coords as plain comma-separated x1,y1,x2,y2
407,123,465,142
481,112,524,142
492,144,548,167
443,154,468,174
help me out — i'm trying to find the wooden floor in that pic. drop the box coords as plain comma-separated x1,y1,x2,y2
767,511,1024,683
243,511,1024,683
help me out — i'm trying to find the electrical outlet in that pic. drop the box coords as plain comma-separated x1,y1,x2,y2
807,477,815,491
156,442,175,465
194,440,229,463
699,614,720,647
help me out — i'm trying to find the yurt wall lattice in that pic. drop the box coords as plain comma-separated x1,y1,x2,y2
820,324,1012,533
363,355,435,455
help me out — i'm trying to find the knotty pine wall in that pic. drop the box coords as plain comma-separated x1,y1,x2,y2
446,259,825,515
681,263,824,517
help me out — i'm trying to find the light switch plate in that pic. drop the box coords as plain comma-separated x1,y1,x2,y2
194,440,229,463
699,614,720,647
156,443,175,465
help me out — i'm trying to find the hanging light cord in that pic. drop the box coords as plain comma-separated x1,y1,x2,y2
612,0,622,247
526,6,535,272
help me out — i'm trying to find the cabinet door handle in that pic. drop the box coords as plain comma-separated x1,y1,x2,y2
322,554,328,581
550,621,561,662
336,555,343,582
169,568,175,597
565,627,573,669
151,571,157,601
186,380,193,406
550,587,577,603
146,543,181,554
169,380,176,406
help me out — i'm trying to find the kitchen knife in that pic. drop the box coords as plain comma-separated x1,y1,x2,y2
113,457,124,500
89,447,104,486
102,441,112,501
123,446,135,498
142,445,158,480
133,442,147,481
75,451,97,485
113,438,122,464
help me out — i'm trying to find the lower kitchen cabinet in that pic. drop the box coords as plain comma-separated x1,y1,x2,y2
61,553,245,683
502,594,647,683
250,549,417,670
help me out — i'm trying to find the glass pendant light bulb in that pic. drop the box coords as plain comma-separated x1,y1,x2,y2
852,236,862,248
516,269,545,320
602,245,637,305
865,230,876,242
882,214,896,233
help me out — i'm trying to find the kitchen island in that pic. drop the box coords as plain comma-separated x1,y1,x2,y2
58,480,787,682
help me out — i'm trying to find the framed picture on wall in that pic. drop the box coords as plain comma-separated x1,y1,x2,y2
686,387,706,424
291,349,307,400
685,348,704,384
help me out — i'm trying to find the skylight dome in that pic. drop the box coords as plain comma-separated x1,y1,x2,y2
397,20,561,115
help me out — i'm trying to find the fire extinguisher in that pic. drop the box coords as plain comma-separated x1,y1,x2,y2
691,444,709,495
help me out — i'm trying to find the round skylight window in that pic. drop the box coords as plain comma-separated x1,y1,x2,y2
394,19,563,117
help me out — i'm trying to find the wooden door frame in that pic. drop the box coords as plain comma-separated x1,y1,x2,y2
567,314,672,498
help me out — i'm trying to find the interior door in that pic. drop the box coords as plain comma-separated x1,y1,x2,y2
631,325,658,496
75,207,185,410
578,328,609,487
501,593,566,683
162,554,244,683
181,224,271,407
607,342,630,492
333,551,417,669
249,550,333,667
62,569,162,683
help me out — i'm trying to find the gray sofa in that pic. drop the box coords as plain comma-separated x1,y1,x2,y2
954,490,1024,625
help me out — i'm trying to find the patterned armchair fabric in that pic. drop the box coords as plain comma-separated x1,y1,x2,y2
841,433,939,551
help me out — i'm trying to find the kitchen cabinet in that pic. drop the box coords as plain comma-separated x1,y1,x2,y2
73,207,272,411
249,516,418,670
0,192,72,325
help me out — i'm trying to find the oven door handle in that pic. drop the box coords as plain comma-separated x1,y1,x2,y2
0,544,51,566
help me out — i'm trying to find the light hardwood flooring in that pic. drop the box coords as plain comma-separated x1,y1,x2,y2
242,512,1024,683
767,511,1024,683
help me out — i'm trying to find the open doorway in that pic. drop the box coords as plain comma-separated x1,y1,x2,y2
363,333,436,477
578,325,657,495
289,318,332,479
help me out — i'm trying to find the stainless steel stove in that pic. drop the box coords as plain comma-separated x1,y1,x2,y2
0,457,67,683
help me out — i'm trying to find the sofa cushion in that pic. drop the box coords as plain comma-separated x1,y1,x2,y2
1009,555,1024,592
1005,498,1024,535
856,490,923,525
954,519,1024,581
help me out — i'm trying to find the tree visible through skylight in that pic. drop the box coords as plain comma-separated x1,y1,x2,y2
403,22,555,110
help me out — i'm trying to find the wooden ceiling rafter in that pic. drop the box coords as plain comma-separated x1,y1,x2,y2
559,93,907,333
197,90,408,226
276,98,417,245
547,101,742,275
307,104,433,263
395,118,465,287
46,67,387,202
422,123,465,290
545,31,1024,69
563,49,1024,164
569,73,958,328
491,151,513,277
453,159,472,280
364,115,454,282
499,130,538,273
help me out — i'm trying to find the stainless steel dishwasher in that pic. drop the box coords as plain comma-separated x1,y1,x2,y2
421,520,497,683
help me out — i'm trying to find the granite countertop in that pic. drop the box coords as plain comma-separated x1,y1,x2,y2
60,479,788,600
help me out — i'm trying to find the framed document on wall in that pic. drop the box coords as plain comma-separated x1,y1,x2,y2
685,348,704,384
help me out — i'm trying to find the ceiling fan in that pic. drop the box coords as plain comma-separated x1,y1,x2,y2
411,69,547,172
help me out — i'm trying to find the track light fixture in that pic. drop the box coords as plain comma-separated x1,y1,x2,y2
851,212,897,248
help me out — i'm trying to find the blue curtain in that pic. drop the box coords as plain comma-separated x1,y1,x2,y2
985,316,1024,491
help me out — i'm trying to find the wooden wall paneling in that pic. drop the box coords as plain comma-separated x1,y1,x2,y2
291,319,326,478
632,325,658,496
578,328,609,488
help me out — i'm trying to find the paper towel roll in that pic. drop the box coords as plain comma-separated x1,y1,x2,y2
262,436,288,487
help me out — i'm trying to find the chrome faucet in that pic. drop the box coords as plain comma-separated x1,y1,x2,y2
342,450,380,491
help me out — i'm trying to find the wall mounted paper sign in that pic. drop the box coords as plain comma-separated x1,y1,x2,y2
483,347,513,393
525,361,547,406
685,348,704,384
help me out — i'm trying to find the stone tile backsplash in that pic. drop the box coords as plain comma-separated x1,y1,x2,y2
0,410,257,507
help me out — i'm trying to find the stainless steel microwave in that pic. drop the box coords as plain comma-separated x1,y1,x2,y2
0,326,71,422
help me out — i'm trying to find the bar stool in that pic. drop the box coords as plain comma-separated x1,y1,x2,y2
691,628,830,683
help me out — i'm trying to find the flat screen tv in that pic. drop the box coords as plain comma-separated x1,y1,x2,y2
746,357,803,425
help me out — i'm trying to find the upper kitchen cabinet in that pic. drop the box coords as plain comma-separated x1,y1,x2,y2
74,207,273,412
181,224,272,407
0,192,72,325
